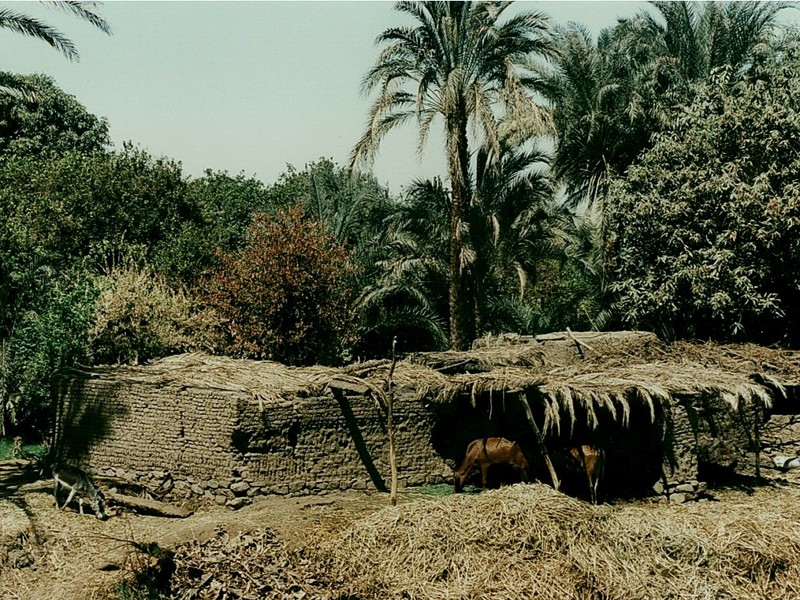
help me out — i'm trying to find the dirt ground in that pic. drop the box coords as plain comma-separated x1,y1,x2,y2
0,460,429,599
3,460,800,600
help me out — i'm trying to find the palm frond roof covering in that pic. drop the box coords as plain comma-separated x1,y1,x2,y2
67,332,800,430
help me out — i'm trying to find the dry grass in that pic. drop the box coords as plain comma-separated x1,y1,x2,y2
67,335,797,436
323,483,800,600
6,479,800,599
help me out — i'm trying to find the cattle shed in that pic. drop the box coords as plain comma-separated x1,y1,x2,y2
54,332,799,506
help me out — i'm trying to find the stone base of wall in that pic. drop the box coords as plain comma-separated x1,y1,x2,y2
652,479,709,503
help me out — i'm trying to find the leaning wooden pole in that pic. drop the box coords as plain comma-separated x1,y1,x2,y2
520,393,560,491
386,337,399,506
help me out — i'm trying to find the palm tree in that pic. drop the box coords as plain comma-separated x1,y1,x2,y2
617,1,789,84
0,1,111,97
357,133,567,355
355,177,451,357
471,139,566,334
546,24,653,210
352,1,553,350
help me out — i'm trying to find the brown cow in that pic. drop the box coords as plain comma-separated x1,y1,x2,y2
569,445,605,504
453,437,529,493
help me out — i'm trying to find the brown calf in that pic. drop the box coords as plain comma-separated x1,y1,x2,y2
453,437,529,493
569,445,605,505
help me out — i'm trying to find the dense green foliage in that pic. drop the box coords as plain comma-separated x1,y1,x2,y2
548,1,788,209
3,0,800,438
0,72,109,157
610,46,800,343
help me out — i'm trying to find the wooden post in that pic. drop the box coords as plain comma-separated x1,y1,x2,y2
520,393,560,491
386,337,399,506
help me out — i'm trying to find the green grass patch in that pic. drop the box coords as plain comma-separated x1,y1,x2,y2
0,437,48,461
413,483,482,497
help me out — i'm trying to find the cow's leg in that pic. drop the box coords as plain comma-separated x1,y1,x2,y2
78,497,85,516
53,479,60,507
480,463,489,490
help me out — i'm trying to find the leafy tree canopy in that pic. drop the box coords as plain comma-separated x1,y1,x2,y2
159,169,272,283
204,205,359,366
609,41,800,344
0,71,109,158
264,158,394,255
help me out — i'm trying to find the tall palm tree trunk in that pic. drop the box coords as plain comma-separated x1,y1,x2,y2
447,111,476,351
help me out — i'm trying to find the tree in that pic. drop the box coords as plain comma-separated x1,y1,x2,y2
617,1,789,84
470,139,565,334
609,44,800,344
0,0,111,98
548,1,788,211
0,146,197,434
352,1,553,350
204,205,359,366
160,169,272,284
546,24,659,210
0,145,193,277
357,135,566,355
356,178,451,357
264,158,394,263
90,262,222,365
0,1,110,61
0,71,109,158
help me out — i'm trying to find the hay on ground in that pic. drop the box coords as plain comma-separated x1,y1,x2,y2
323,484,800,600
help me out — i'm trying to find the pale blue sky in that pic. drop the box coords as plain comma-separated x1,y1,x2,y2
0,1,745,193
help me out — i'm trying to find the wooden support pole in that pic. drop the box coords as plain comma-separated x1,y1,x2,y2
520,393,560,492
386,337,399,506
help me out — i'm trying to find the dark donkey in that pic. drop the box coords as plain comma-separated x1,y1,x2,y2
453,437,529,493
569,444,605,505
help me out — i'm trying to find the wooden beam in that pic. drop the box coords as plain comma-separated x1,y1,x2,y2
519,393,560,491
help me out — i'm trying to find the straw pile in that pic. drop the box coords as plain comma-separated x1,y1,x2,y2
323,484,800,599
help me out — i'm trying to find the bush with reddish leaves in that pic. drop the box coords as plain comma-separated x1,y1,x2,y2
205,205,358,365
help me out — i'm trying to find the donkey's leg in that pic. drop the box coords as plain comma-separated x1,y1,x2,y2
591,475,600,505
587,472,596,505
62,486,77,510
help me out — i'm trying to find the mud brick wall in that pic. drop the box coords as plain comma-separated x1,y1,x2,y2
235,392,452,496
657,393,764,502
54,373,451,504
55,375,243,497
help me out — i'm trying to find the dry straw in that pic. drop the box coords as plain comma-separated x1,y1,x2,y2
323,484,800,600
70,335,798,434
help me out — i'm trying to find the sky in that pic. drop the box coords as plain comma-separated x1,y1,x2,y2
1,1,668,194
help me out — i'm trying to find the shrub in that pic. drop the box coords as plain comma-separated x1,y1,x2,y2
205,205,358,365
0,269,96,436
89,263,222,365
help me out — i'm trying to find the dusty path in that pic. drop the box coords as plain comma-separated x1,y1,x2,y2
0,460,403,599
5,458,800,599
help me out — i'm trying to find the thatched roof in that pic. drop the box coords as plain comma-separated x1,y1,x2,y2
67,332,800,430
